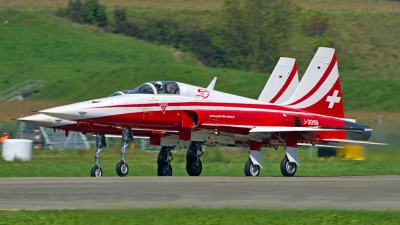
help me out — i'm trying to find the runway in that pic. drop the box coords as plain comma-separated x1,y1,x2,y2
1,176,399,210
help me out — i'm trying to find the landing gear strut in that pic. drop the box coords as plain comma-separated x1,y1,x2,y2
186,141,204,176
116,127,133,177
90,133,107,177
157,146,174,176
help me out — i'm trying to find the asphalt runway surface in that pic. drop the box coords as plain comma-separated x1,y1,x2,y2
1,176,399,210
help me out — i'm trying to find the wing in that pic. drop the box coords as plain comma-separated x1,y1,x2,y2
322,139,387,145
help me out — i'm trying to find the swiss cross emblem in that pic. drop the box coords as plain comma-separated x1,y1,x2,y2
159,103,168,114
326,90,341,108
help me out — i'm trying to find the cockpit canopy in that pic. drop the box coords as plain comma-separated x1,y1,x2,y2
109,90,129,97
127,81,180,95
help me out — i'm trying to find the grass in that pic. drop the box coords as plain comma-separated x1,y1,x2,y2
0,7,266,101
0,144,399,177
0,1,399,113
1,208,400,225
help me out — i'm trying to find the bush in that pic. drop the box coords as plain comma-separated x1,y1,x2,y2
302,13,331,37
114,21,144,38
186,29,224,67
60,0,108,27
82,0,108,27
313,31,334,50
142,20,183,46
0,120,18,139
113,6,127,23
215,0,296,73
142,20,224,67
65,0,84,24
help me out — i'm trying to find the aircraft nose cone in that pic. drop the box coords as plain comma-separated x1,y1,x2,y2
39,105,79,121
18,114,53,127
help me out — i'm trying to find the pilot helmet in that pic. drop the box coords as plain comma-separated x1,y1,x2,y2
155,82,164,91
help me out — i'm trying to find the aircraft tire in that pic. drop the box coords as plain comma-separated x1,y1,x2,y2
116,161,129,177
157,163,173,176
157,146,168,166
90,165,102,177
280,156,297,177
186,158,202,176
244,159,260,176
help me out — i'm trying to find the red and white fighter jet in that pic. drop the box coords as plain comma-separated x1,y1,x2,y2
20,57,299,177
39,47,381,178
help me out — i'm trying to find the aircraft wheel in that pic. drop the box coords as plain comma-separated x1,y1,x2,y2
280,156,297,177
157,163,173,176
244,159,260,177
90,165,102,177
116,161,129,177
157,146,168,165
186,158,202,176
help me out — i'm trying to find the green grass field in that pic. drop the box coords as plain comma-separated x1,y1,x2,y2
0,7,266,102
0,1,399,112
1,208,400,225
0,145,398,177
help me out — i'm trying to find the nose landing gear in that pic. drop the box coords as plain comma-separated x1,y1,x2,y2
90,133,107,177
116,127,133,177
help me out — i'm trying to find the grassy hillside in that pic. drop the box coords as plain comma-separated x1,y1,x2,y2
0,1,399,112
0,8,265,101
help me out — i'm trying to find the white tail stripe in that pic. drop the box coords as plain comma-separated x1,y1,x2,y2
283,48,336,105
258,57,299,104
288,67,339,109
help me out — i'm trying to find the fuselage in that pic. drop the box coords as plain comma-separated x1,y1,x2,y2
40,81,353,143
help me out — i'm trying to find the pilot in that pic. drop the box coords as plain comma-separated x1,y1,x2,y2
167,83,175,94
155,82,165,94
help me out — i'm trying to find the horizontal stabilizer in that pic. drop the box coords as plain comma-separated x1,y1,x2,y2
323,139,387,145
101,134,150,139
297,143,345,148
250,126,338,133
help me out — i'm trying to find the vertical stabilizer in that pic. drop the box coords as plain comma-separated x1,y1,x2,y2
258,57,299,104
283,47,345,118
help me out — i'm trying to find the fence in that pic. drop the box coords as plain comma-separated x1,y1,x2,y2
0,80,43,101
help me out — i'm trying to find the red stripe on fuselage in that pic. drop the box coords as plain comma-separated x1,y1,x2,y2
287,52,337,106
87,101,305,113
269,61,297,104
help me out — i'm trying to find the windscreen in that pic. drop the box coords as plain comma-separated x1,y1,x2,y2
127,83,156,94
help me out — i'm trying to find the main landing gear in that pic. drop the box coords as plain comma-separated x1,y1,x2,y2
280,156,297,177
116,127,133,177
91,133,107,177
186,141,204,176
157,146,174,176
244,159,260,177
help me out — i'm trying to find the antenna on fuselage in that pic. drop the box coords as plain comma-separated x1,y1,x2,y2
206,77,217,90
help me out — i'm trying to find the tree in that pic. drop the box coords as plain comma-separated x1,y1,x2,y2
216,0,296,72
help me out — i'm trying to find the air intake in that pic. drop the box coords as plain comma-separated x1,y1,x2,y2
294,117,301,127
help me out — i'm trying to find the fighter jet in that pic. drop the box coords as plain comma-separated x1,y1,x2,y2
40,48,382,178
20,57,299,177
